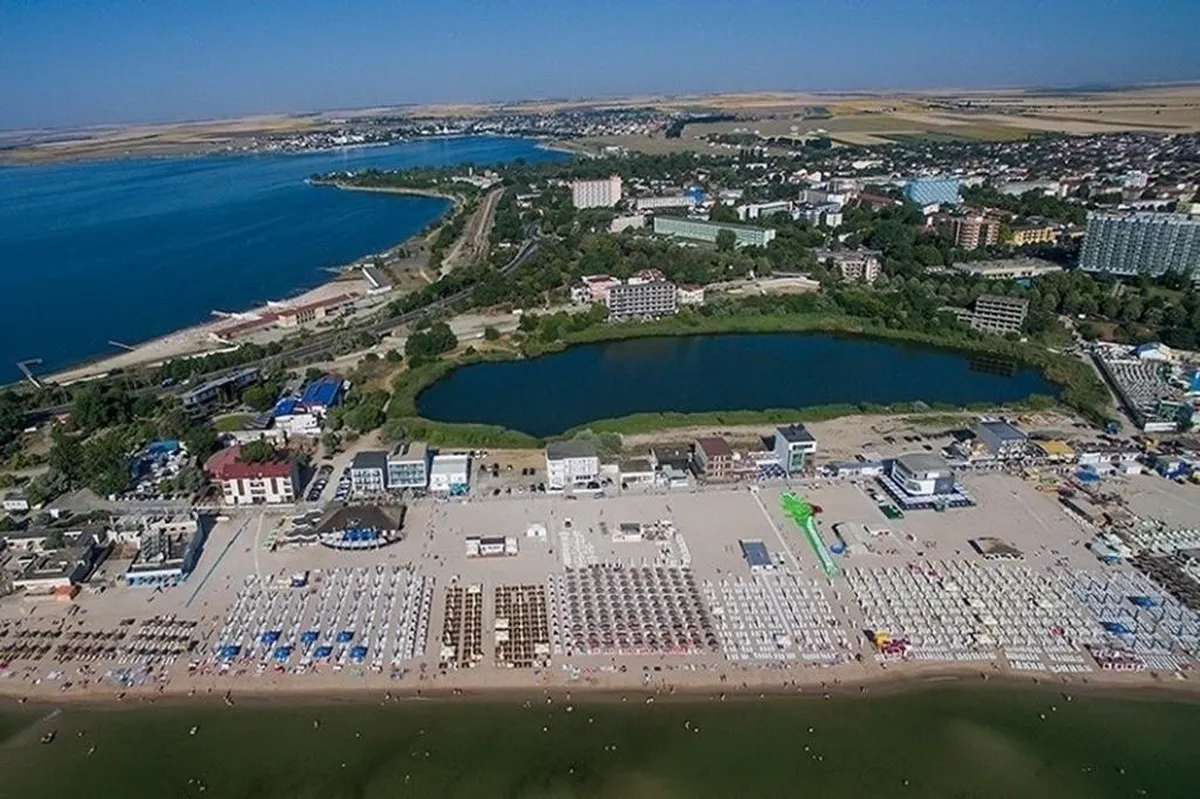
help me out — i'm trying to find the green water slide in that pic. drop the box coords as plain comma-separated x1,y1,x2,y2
780,492,838,577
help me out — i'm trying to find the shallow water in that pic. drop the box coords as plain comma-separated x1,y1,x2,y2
1,686,1194,798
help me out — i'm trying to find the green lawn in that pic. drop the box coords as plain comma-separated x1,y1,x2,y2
214,413,254,432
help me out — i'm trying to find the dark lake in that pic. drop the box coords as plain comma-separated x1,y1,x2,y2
416,332,1058,436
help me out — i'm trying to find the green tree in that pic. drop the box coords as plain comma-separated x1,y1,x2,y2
709,203,739,223
0,515,16,532
385,349,403,363
238,439,276,463
715,229,737,252
241,385,276,412
182,424,219,462
483,326,501,341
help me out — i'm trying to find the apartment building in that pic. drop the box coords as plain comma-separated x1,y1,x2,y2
349,451,388,496
205,446,298,506
653,216,776,248
634,195,693,211
545,440,600,490
1079,212,1200,278
970,295,1029,334
693,437,734,481
571,176,623,209
938,213,1001,250
606,280,678,319
773,424,818,476
1007,223,1058,246
387,442,430,490
814,249,882,284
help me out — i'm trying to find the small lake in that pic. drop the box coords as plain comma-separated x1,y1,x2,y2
416,333,1058,436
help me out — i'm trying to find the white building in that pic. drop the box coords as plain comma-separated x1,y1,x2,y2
2,494,29,513
609,214,645,233
429,453,470,495
545,440,600,490
737,200,792,221
387,442,430,490
890,453,955,497
204,446,299,506
774,424,818,476
349,451,388,496
571,176,622,209
635,195,694,211
1080,212,1200,278
676,284,706,305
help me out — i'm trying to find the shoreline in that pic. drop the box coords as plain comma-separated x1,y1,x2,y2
5,659,1197,713
38,190,452,386
307,178,461,209
393,322,1088,446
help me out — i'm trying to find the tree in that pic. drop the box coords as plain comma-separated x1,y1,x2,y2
709,203,739,223
44,528,66,550
915,244,943,267
483,326,501,341
0,515,16,532
715,229,737,252
182,424,219,463
238,439,276,463
241,385,276,412
518,312,540,333
405,321,458,360
385,349,403,364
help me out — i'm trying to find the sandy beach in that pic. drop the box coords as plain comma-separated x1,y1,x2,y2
4,458,1197,711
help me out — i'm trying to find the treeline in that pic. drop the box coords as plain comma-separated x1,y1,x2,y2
961,185,1089,226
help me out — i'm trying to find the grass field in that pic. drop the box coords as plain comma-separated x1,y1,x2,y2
2,686,1198,798
213,413,255,432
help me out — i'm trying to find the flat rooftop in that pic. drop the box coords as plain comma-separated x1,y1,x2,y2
978,420,1028,442
895,452,951,474
546,440,598,461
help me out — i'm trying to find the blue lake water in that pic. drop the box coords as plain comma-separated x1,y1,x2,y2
0,136,566,378
416,333,1059,437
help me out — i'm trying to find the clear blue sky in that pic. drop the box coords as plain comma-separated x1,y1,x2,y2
3,0,1199,129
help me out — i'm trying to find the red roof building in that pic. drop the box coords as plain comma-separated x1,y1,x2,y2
205,446,298,506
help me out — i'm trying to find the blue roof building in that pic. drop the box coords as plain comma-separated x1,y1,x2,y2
904,176,960,206
300,376,343,410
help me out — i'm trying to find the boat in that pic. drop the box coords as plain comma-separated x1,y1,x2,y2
40,730,57,745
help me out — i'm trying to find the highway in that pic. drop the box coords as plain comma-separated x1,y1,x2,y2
20,226,542,423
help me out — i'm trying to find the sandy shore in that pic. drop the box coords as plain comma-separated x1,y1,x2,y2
47,278,373,385
4,657,1196,711
312,180,461,208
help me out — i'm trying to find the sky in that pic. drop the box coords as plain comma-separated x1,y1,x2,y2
2,0,1200,129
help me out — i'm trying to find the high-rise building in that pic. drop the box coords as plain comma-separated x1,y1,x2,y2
904,176,960,206
571,176,622,209
1079,212,1200,278
605,281,678,319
